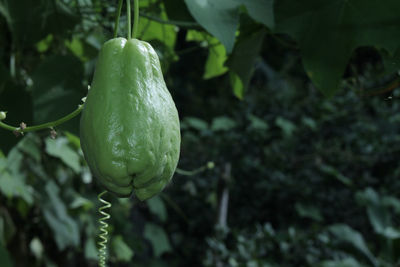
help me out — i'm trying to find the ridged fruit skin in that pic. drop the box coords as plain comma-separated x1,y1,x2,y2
80,37,181,200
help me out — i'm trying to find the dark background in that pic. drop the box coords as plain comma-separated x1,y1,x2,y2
1,0,400,266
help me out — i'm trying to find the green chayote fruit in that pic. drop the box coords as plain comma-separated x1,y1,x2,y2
80,37,181,200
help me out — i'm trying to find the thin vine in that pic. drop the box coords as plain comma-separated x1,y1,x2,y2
0,102,84,134
97,191,112,267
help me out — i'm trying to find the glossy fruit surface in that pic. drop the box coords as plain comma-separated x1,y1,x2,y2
80,37,180,200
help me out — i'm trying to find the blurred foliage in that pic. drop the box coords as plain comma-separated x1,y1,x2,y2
0,0,400,266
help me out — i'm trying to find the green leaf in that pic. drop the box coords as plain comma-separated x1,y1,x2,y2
0,148,33,204
69,196,93,211
227,29,266,92
6,146,23,174
183,117,208,131
0,172,33,205
211,116,237,131
203,43,228,79
144,223,172,257
230,72,244,99
382,196,400,213
111,235,134,262
355,188,400,239
248,114,268,131
42,181,80,250
186,30,208,42
45,137,81,174
328,224,377,266
64,132,81,150
65,38,98,62
147,196,167,222
16,134,41,162
301,117,317,131
235,0,274,28
184,0,240,52
295,203,323,222
275,0,400,96
275,117,296,137
31,55,84,134
84,238,98,261
36,34,53,53
138,15,177,49
1,161,13,180
320,164,352,186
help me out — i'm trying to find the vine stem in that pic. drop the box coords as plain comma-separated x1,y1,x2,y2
113,0,124,38
126,0,131,39
175,161,215,176
132,0,139,39
0,104,84,133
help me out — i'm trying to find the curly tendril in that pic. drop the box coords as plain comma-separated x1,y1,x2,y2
98,191,111,267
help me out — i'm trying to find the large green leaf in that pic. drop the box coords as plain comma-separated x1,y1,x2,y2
184,0,272,53
275,0,400,96
328,224,377,266
184,0,239,53
16,134,41,163
84,238,97,261
42,181,80,250
235,0,274,28
203,42,228,79
144,223,172,257
227,28,266,94
211,116,237,131
45,137,81,174
0,147,34,204
230,71,244,99
138,13,177,49
111,235,134,262
356,188,400,239
147,196,167,222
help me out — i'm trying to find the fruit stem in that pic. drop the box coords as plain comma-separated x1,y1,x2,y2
113,0,124,38
132,0,139,39
126,0,131,39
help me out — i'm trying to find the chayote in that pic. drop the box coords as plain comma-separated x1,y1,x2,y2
80,37,181,200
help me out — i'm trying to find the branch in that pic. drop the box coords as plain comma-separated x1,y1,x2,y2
0,102,85,134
